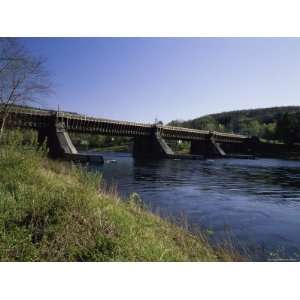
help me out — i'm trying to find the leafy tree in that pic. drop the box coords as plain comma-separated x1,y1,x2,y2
261,122,276,140
275,113,300,144
239,119,262,136
192,116,218,131
168,107,300,144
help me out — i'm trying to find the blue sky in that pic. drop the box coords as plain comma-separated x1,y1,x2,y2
23,38,300,123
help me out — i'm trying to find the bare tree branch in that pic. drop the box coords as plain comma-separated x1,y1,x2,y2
0,38,52,139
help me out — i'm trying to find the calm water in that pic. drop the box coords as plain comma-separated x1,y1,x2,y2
87,152,300,260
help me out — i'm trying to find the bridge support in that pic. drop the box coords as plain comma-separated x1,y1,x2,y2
133,130,174,159
190,136,226,158
38,121,78,158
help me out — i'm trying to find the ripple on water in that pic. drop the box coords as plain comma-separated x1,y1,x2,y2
88,153,300,260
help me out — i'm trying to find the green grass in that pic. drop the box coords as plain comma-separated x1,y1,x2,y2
0,141,243,261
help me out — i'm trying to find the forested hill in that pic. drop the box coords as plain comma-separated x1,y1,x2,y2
168,106,300,144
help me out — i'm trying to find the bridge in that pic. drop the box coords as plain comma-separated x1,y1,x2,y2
4,105,260,159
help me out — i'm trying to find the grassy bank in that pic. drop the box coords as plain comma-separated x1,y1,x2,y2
0,143,242,261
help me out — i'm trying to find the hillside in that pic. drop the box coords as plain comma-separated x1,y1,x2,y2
169,106,300,143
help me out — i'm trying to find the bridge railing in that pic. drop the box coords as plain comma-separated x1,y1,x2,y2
5,105,249,142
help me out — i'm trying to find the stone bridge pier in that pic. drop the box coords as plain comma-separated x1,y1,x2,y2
133,126,175,159
6,105,261,160
37,120,78,158
190,134,226,157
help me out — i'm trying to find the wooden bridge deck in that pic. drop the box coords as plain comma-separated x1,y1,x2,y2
5,105,249,144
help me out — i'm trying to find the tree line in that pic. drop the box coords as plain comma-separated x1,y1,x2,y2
169,107,300,145
69,133,131,150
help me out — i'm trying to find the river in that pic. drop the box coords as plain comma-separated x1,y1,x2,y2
86,152,300,261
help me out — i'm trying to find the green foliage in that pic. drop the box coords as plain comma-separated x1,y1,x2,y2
261,122,276,140
176,141,190,154
0,129,38,148
0,129,23,146
176,116,226,132
0,145,241,261
238,118,261,136
70,133,131,151
169,106,300,143
276,113,300,144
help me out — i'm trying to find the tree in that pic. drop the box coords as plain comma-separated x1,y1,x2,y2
0,38,51,140
192,116,218,131
239,119,262,136
261,122,276,140
275,113,300,144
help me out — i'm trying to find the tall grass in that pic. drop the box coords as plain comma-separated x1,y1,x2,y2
0,131,243,261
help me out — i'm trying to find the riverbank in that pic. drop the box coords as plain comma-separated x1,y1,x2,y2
0,144,242,261
89,144,130,153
